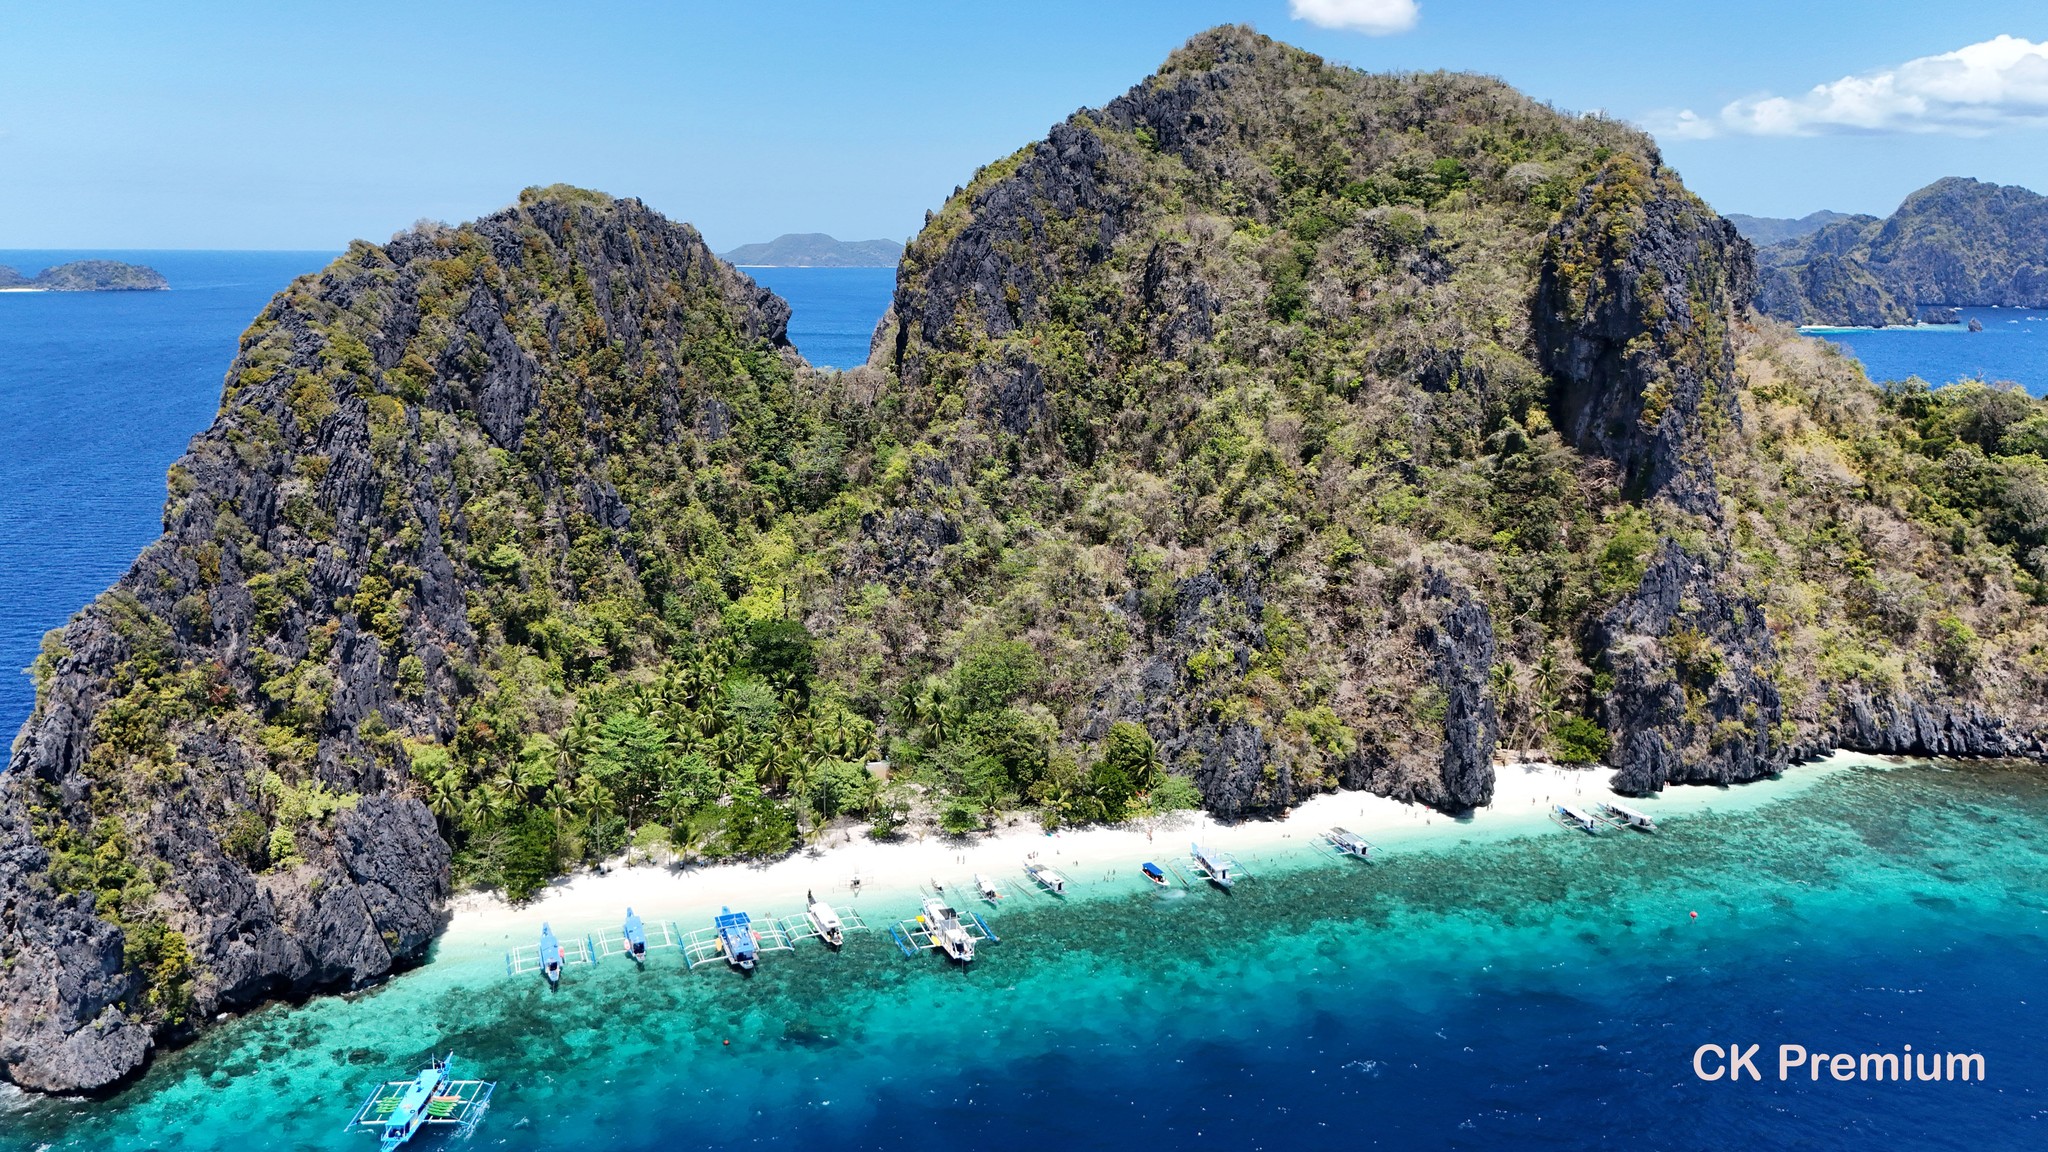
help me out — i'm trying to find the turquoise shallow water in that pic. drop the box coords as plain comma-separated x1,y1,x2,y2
5,759,2043,1151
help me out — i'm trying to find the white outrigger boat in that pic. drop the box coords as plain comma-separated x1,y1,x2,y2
1023,856,1068,895
1551,803,1609,834
806,892,848,948
1189,843,1238,889
974,873,1005,902
1322,827,1377,861
1599,802,1658,833
919,896,977,963
782,890,870,949
888,896,999,961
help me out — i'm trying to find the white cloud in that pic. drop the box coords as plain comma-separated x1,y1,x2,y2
1664,34,2048,138
1289,0,1420,36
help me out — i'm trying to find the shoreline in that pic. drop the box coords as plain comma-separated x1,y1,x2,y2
436,752,1878,966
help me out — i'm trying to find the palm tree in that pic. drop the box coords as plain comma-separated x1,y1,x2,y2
921,681,952,746
1490,661,1532,755
424,769,470,838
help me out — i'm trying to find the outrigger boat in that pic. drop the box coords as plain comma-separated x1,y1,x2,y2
920,895,977,963
595,912,679,964
783,891,870,948
1189,843,1238,889
621,909,648,963
1599,801,1658,833
806,891,848,948
974,873,1005,902
1321,827,1377,861
1141,861,1169,887
715,907,759,970
889,895,998,961
685,906,795,971
345,1053,494,1152
506,923,593,983
1023,856,1068,895
1551,803,1607,834
537,924,566,987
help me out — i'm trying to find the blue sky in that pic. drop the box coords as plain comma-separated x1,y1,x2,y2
3,1,2045,249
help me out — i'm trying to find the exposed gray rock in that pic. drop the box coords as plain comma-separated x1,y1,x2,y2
1535,166,1755,516
1595,541,1783,795
1828,689,2046,762
1420,569,1499,810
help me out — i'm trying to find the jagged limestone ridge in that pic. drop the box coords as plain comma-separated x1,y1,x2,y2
1,185,800,1092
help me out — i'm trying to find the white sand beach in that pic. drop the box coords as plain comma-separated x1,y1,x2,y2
442,752,1877,961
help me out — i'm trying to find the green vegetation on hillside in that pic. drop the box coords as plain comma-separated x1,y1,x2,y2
19,35,2048,927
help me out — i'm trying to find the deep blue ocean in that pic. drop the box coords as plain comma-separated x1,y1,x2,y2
743,266,896,370
1813,306,2048,396
2,255,2046,1150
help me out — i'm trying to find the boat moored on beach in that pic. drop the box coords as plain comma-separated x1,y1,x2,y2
1142,861,1168,887
684,907,795,971
507,923,594,983
1024,856,1068,895
890,894,999,961
806,894,847,948
1599,802,1658,832
621,909,648,962
1551,803,1608,834
716,907,759,970
1189,843,1239,889
921,895,977,963
975,872,1005,901
538,924,565,986
1321,827,1377,861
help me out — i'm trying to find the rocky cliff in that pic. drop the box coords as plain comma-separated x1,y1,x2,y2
1,186,800,1091
1755,177,2048,324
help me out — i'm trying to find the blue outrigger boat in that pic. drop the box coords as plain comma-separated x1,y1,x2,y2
537,923,566,986
346,1053,494,1151
506,922,594,982
1141,862,1169,887
716,907,759,970
622,908,648,962
684,906,795,971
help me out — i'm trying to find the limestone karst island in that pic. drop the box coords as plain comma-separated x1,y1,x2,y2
2,12,2045,1152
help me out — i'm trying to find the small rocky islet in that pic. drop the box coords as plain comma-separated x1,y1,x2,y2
4,24,2046,1095
0,260,168,291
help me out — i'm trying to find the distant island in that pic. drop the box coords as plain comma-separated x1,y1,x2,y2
1750,177,2048,326
0,259,168,291
719,233,902,267
1725,210,1855,247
